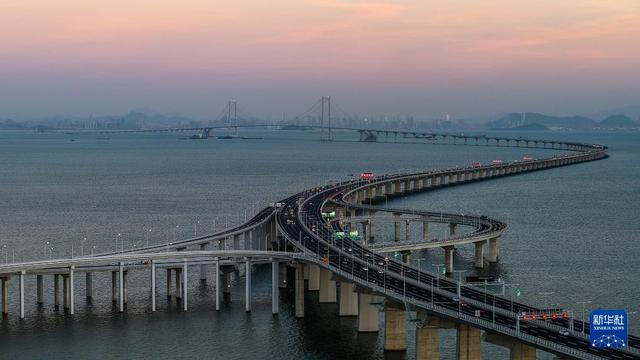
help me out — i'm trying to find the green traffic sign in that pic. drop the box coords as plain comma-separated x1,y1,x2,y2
515,288,522,297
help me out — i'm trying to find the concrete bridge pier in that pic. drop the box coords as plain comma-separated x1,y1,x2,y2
489,237,500,263
175,268,182,299
18,271,25,318
415,312,440,360
182,261,188,311
405,220,410,242
215,259,221,310
85,272,93,299
166,269,172,299
444,246,455,274
62,274,69,310
69,267,75,315
151,260,156,312
245,260,252,312
233,234,240,250
456,324,481,360
243,231,252,250
1,277,9,315
271,261,279,314
474,242,485,269
199,243,207,283
278,263,287,288
384,301,407,351
123,270,129,304
358,293,380,332
449,223,457,236
118,263,125,312
36,274,43,304
339,282,358,316
401,251,412,264
423,219,429,241
308,264,320,291
54,274,60,307
484,332,536,360
394,213,401,242
295,263,305,318
318,268,336,303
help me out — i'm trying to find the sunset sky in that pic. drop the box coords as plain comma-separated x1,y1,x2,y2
1,0,639,119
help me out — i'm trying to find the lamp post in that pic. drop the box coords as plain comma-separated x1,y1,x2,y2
577,300,592,334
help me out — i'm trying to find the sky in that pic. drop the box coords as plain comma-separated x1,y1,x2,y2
1,0,639,120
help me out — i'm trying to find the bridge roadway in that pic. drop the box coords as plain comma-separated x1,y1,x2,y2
2,134,638,359
274,143,639,359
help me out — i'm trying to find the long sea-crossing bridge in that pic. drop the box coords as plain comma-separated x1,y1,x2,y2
4,123,639,359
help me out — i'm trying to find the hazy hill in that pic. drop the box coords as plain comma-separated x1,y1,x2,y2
597,114,638,128
487,112,596,130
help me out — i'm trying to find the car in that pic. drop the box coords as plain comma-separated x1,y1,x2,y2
559,329,570,336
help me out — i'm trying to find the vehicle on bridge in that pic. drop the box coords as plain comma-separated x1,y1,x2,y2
471,161,482,168
491,159,503,165
523,155,534,161
360,172,375,180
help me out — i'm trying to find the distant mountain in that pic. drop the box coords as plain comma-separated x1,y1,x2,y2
487,112,596,130
597,114,638,129
589,105,640,121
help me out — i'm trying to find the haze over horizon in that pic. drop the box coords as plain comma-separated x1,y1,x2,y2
1,0,639,120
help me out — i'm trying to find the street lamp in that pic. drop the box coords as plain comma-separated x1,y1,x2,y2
577,300,592,334
115,233,121,253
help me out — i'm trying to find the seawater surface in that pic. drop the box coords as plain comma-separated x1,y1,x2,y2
0,129,638,359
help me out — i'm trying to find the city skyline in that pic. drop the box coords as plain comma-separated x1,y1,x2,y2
1,1,639,119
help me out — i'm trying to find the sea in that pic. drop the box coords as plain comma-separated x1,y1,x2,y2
0,129,638,359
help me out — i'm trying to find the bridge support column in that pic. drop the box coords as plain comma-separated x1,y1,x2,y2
456,324,481,360
175,268,182,299
489,237,500,263
474,242,485,269
295,263,305,318
384,302,407,351
1,277,8,315
405,219,410,242
151,260,156,312
85,272,92,299
358,293,379,332
339,282,358,316
54,274,60,307
369,218,375,242
166,269,172,299
233,234,240,250
19,271,25,318
308,264,320,291
278,263,287,288
484,332,536,360
416,312,440,360
444,246,455,274
271,261,279,314
63,274,69,310
394,213,401,242
243,231,252,250
449,223,457,236
401,251,412,264
215,259,220,311
318,268,336,303
182,261,188,311
69,267,74,315
118,263,124,312
199,243,207,283
423,220,429,241
36,274,43,304
245,260,251,312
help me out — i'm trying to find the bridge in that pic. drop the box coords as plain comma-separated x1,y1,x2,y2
2,130,638,360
